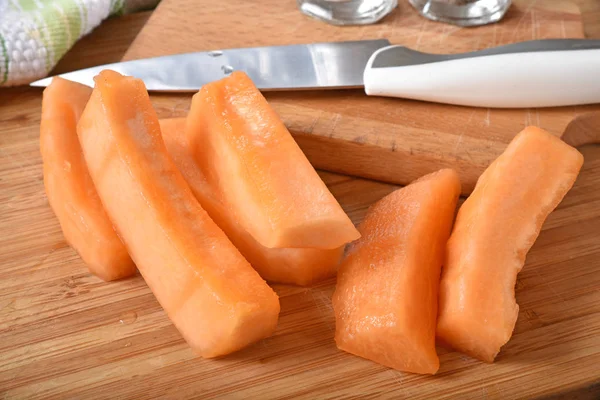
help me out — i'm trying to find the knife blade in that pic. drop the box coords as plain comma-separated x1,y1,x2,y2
30,40,391,92
31,39,600,108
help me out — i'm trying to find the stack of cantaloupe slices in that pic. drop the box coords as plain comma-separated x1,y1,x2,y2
41,71,358,357
40,70,583,368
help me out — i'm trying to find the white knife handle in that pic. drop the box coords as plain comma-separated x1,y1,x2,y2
364,45,600,108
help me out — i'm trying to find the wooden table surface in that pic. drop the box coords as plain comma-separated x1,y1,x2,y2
1,2,600,399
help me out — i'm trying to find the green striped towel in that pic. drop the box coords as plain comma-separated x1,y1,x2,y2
0,0,159,86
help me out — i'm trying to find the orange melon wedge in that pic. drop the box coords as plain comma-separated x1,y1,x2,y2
40,77,135,281
77,70,280,357
333,169,461,374
437,126,584,363
160,118,343,286
186,71,360,249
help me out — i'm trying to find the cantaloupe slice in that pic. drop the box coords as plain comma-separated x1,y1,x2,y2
186,71,360,250
40,77,135,281
77,70,280,357
333,169,461,374
160,118,343,286
437,127,584,363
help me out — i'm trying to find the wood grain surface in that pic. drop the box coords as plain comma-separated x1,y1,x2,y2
1,2,600,399
123,0,600,194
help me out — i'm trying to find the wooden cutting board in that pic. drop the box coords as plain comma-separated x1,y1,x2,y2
1,2,600,399
123,0,600,194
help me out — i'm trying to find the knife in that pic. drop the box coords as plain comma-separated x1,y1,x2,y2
31,39,600,108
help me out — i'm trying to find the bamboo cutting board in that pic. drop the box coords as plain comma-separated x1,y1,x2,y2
1,2,600,399
123,0,600,194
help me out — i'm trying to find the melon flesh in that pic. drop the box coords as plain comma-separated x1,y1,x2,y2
186,71,360,249
77,70,280,357
40,77,135,281
333,169,461,374
437,126,584,363
160,118,343,286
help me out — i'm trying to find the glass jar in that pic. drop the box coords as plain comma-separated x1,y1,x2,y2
408,0,511,27
297,0,398,26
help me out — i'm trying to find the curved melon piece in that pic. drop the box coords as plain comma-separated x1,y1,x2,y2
333,169,461,374
77,70,280,357
40,77,135,281
186,71,360,249
160,118,343,286
437,126,584,363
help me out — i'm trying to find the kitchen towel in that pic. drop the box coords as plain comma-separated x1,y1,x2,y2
0,0,158,86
